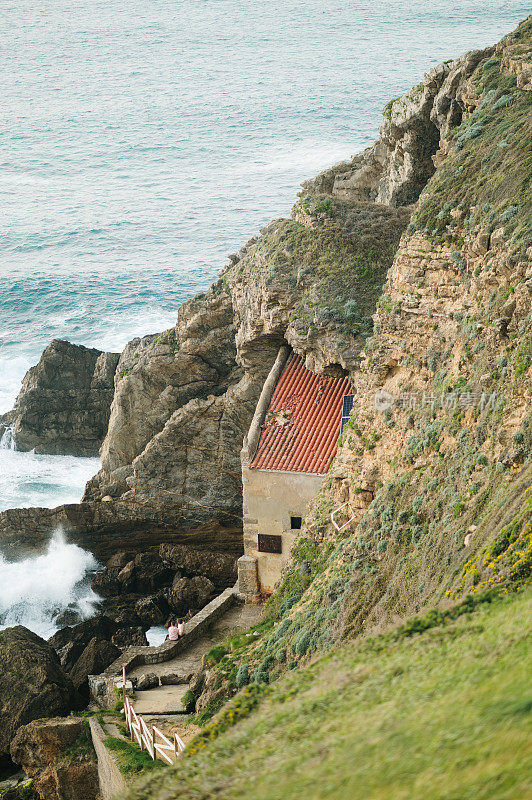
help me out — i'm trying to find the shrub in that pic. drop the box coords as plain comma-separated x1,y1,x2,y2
253,668,269,684
235,665,250,688
292,630,312,657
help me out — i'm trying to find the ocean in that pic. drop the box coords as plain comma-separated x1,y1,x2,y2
0,0,529,634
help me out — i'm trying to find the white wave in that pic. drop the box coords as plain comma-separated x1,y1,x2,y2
0,530,101,640
0,355,31,415
146,625,167,647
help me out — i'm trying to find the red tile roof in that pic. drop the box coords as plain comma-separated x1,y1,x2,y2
250,353,351,474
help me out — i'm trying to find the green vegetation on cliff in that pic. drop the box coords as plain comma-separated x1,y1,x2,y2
414,17,532,256
127,588,531,800
122,18,531,800
229,200,410,338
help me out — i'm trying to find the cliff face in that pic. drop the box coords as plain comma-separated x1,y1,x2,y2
203,18,531,685
1,340,118,457
2,22,529,609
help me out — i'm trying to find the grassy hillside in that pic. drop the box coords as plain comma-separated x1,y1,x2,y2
127,588,531,800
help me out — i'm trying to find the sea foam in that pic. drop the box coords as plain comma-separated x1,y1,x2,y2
0,531,100,640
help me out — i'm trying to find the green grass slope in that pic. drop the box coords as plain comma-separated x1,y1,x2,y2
126,589,531,800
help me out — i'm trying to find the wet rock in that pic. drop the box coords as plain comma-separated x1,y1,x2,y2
0,627,78,758
49,616,118,670
134,593,169,627
98,595,142,628
91,569,120,598
10,717,98,800
111,626,148,649
159,543,238,589
2,339,118,456
116,551,174,594
54,608,82,628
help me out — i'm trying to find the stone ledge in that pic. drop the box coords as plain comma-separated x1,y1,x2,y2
89,716,125,800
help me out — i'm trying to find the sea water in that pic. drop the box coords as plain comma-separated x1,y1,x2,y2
0,0,528,632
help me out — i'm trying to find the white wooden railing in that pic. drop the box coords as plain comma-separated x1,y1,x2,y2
121,668,186,765
330,502,357,533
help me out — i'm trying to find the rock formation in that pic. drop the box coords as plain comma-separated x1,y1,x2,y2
10,717,98,800
0,627,79,759
164,17,530,715
1,340,118,456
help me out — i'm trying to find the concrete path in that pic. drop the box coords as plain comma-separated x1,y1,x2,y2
133,685,190,714
128,602,263,715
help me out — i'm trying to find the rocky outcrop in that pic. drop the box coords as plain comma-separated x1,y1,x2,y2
68,639,121,699
0,628,79,758
301,47,494,207
10,717,98,800
167,574,215,615
1,340,118,456
261,17,532,646
0,501,243,561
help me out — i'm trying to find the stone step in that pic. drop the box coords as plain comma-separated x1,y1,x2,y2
132,685,190,715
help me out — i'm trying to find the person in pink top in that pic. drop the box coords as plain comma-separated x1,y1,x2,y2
167,621,179,641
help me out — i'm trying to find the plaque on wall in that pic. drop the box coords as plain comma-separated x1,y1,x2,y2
258,534,283,554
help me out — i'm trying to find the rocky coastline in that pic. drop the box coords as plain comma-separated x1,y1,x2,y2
0,17,530,800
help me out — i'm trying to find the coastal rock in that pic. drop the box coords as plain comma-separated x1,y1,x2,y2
111,626,148,649
48,616,119,671
68,638,121,699
10,717,98,800
301,46,492,207
167,575,215,615
0,627,78,758
3,339,118,456
134,594,169,627
159,543,238,589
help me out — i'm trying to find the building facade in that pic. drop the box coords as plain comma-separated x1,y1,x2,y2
238,349,351,598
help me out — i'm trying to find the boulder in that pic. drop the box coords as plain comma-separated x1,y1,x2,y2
68,638,121,698
159,543,238,589
90,569,119,598
135,673,159,691
53,608,82,628
98,595,142,628
49,616,118,671
134,594,169,627
167,575,215,615
116,551,174,594
0,627,78,758
3,339,119,456
10,717,98,800
111,626,148,649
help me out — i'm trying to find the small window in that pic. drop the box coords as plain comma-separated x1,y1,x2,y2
340,394,354,434
290,516,302,530
258,534,283,554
